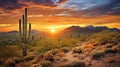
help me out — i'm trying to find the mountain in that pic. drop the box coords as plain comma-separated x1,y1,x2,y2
0,30,43,34
86,25,95,29
62,25,120,34
63,26,94,33
0,30,47,40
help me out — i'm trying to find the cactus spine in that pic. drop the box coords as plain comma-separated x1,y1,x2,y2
19,8,33,56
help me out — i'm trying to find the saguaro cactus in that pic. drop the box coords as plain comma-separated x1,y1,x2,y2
19,8,33,56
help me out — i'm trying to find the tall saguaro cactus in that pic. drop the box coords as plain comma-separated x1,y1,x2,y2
19,8,33,56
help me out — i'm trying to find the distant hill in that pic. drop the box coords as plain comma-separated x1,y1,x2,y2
0,30,44,34
61,25,120,34
0,30,46,40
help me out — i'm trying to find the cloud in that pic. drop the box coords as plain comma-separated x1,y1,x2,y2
83,0,120,16
60,0,120,17
0,0,27,10
28,15,44,18
0,24,13,27
0,0,68,10
0,0,119,17
59,0,68,3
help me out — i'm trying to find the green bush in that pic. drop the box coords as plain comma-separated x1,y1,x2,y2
50,49,59,55
44,53,54,62
61,47,70,53
33,35,84,54
40,60,51,67
91,50,104,58
60,60,85,67
112,45,120,52
72,46,82,54
0,45,21,58
105,48,116,53
61,57,68,62
104,43,113,48
13,57,23,63
90,30,120,45
23,55,35,61
31,64,42,67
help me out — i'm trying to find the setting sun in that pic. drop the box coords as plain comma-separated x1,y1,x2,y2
51,28,56,33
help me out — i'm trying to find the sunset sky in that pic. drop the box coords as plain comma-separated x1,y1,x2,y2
0,0,120,32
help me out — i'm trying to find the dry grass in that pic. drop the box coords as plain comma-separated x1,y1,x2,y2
40,60,52,67
5,57,16,67
44,53,54,62
91,50,104,59
0,45,21,58
60,60,86,67
61,47,70,53
72,46,82,54
105,57,115,63
105,48,116,54
50,49,59,55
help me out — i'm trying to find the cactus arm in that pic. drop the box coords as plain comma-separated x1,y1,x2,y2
22,15,25,42
25,8,27,43
19,19,22,39
28,23,31,41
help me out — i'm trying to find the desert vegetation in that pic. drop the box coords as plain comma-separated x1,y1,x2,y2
0,28,120,67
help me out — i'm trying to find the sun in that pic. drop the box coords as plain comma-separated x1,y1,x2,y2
51,28,56,33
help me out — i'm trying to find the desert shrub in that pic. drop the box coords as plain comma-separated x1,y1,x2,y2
33,54,44,63
34,35,83,54
72,46,82,54
105,48,116,53
90,30,120,45
31,55,43,64
60,60,85,67
44,53,54,62
112,45,120,52
50,49,59,55
5,57,16,67
23,55,35,61
0,45,21,58
12,57,23,64
55,52,65,58
40,60,51,67
105,57,115,63
30,64,42,67
35,39,57,54
73,54,79,58
91,50,104,58
61,47,70,53
61,57,68,62
16,62,30,67
104,43,113,48
80,46,89,54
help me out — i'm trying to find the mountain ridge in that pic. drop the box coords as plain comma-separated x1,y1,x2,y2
62,25,120,33
0,25,120,34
